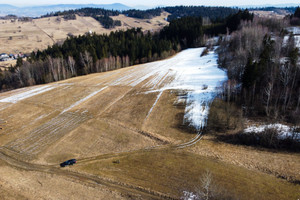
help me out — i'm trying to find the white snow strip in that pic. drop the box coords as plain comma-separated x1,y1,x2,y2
244,123,300,140
61,86,108,113
295,35,300,48
145,91,163,119
0,85,56,103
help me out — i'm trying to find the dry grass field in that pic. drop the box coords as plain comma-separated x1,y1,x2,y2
0,48,299,199
0,60,16,69
251,10,289,19
0,12,169,54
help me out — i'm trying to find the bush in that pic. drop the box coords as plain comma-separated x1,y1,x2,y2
200,48,209,57
218,127,300,152
182,170,237,200
207,98,243,132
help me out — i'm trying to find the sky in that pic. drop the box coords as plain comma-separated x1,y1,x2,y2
2,0,300,7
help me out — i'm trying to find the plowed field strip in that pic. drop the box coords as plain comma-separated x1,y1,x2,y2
6,112,89,155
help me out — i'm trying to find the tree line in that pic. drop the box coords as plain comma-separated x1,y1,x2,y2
164,6,238,22
123,8,163,19
290,6,300,25
42,6,240,29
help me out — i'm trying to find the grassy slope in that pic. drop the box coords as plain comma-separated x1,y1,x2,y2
0,12,169,54
75,149,300,199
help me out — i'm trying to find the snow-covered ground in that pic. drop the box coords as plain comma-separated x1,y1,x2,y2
244,124,300,141
107,47,226,130
143,48,227,130
284,27,300,49
295,35,300,48
163,48,227,130
286,27,300,35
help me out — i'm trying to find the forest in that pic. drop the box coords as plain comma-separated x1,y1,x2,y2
164,6,238,22
123,8,163,19
217,8,300,124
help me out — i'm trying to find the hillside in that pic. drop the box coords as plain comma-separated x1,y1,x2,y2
0,48,298,199
0,12,169,55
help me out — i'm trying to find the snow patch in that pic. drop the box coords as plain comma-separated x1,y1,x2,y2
156,48,227,130
286,27,300,35
145,91,163,119
107,47,227,130
0,85,56,103
295,35,300,48
244,124,300,140
61,86,107,113
181,191,199,200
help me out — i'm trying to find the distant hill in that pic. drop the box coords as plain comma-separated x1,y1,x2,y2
0,3,132,17
238,3,300,9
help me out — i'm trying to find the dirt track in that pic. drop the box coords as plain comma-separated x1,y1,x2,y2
0,146,179,200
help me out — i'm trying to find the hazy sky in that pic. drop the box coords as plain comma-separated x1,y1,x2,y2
3,0,300,7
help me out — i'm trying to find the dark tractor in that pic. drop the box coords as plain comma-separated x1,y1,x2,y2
60,159,77,167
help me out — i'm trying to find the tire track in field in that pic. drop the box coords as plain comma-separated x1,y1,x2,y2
5,112,90,155
0,148,177,200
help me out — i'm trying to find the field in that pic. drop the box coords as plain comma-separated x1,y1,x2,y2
0,12,169,54
251,10,290,19
0,48,299,199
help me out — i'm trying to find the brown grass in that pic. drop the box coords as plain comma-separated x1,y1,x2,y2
74,149,300,200
0,12,169,54
0,164,125,199
0,60,16,69
143,90,195,142
190,135,300,183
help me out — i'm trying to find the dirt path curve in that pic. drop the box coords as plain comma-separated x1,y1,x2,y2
0,147,177,200
0,126,203,199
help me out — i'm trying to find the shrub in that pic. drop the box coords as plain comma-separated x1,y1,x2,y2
207,98,243,132
200,48,209,57
218,127,300,152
